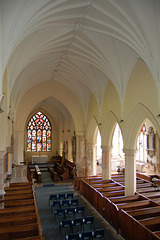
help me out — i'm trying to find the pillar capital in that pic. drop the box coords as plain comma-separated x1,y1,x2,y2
123,148,138,156
101,145,112,152
76,131,85,136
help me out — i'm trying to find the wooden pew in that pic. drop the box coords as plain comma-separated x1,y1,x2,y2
0,205,36,217
4,199,34,208
0,182,42,240
5,193,33,201
5,185,32,191
102,189,125,198
127,206,160,220
9,182,32,187
4,189,33,196
0,223,39,240
0,213,37,227
14,237,41,240
120,209,160,240
111,200,157,233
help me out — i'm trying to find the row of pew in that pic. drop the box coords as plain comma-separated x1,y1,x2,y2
0,182,42,240
74,173,160,240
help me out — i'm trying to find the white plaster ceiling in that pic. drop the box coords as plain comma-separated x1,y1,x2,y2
1,0,160,129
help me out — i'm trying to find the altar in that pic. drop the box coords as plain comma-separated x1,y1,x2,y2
32,155,48,164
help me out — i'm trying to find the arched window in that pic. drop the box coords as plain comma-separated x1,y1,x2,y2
27,111,51,152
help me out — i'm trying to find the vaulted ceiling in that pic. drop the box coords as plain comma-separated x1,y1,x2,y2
1,0,160,130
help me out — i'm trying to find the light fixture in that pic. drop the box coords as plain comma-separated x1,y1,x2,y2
120,119,124,123
0,107,4,113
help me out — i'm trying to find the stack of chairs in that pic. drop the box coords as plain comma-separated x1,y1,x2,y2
49,192,105,240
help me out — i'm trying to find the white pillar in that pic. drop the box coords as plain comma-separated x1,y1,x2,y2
123,149,137,196
86,144,95,176
76,132,86,177
14,131,24,165
101,146,112,180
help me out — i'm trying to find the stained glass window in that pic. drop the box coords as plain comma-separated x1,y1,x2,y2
27,111,51,151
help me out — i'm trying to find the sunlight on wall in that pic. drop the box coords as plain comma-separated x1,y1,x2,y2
97,130,102,160
112,124,124,158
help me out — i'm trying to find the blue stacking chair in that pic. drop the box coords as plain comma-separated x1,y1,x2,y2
92,229,105,240
48,194,57,207
66,193,74,199
70,199,78,206
72,217,84,233
59,193,66,200
83,216,94,230
65,207,76,219
51,200,61,213
54,208,66,221
60,219,72,238
61,199,70,208
76,206,85,217
65,233,80,240
79,231,93,240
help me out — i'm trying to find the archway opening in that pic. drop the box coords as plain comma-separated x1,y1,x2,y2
111,123,125,173
96,130,102,175
136,119,159,174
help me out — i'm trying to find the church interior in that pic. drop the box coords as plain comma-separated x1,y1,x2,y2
1,0,160,239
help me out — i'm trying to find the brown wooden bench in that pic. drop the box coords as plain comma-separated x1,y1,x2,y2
4,199,34,208
120,209,160,240
0,205,36,217
0,213,37,227
14,237,41,240
4,193,33,201
0,223,39,240
5,185,32,191
102,189,125,198
9,182,32,187
137,186,156,193
111,200,156,233
108,194,146,204
5,189,33,196
127,206,160,220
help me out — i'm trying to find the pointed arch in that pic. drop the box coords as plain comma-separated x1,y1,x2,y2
101,111,119,147
86,116,99,144
123,103,160,149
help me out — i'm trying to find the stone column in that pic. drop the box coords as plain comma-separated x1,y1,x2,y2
101,146,112,180
14,131,24,165
123,149,137,196
86,144,95,176
76,132,86,177
0,151,6,209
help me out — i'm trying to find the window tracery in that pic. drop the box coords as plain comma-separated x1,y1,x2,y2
27,111,51,151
